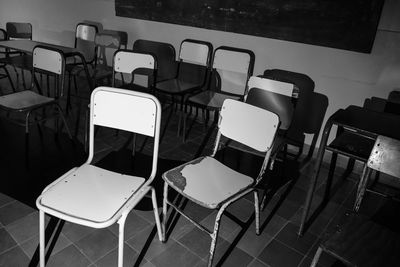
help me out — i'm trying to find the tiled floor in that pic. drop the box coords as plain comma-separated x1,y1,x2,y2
0,72,396,266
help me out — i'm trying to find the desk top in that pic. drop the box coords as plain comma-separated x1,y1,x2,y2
0,40,78,55
331,105,400,139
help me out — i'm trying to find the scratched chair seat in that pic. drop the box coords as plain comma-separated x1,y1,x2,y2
39,164,145,223
163,156,254,209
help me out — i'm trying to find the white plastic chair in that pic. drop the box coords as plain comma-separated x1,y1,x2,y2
161,99,279,266
36,87,163,267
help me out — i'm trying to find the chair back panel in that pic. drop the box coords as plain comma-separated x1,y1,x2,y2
33,46,64,75
179,41,210,66
95,33,121,67
133,39,176,81
368,135,400,178
0,29,6,41
75,24,97,62
246,76,295,130
217,70,249,95
6,22,32,40
220,99,279,152
113,50,155,74
213,49,252,74
92,87,159,137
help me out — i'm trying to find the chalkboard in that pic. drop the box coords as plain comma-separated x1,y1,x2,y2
115,0,385,53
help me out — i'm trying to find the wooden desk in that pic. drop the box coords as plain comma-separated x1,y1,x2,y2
0,40,93,90
298,105,400,236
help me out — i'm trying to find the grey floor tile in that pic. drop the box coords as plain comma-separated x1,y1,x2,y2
75,228,118,263
0,245,30,267
46,244,91,267
0,201,35,226
0,228,17,254
150,241,202,267
94,244,138,267
258,239,304,267
108,211,151,240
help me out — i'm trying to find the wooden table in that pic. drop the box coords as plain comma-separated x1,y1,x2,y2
0,39,93,90
298,105,400,236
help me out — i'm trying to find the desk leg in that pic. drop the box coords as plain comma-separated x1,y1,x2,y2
298,119,333,236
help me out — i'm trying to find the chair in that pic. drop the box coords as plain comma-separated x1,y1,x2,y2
226,76,296,156
36,87,163,267
161,99,279,266
92,31,122,86
262,69,315,160
354,135,400,211
112,49,157,92
132,39,177,83
181,45,255,142
0,45,71,140
2,22,33,89
0,29,15,93
311,211,400,267
66,22,98,93
154,39,212,108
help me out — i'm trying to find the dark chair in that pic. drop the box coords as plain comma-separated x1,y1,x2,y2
181,45,255,142
132,39,177,83
2,22,33,89
0,45,71,140
0,29,15,93
311,211,400,267
154,39,212,108
262,69,315,161
66,22,98,93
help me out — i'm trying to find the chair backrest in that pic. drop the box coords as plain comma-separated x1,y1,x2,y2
133,39,177,82
246,76,295,131
367,135,400,178
0,29,6,41
6,22,32,40
32,45,66,97
95,32,121,68
218,99,279,153
263,69,315,137
74,23,98,63
209,46,255,96
177,39,212,84
89,87,161,181
112,49,157,88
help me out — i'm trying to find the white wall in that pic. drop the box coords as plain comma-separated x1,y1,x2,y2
1,0,400,145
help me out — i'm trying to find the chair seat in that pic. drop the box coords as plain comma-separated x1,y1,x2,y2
0,90,54,110
0,54,32,70
38,164,145,224
188,91,240,109
156,78,201,95
162,156,254,209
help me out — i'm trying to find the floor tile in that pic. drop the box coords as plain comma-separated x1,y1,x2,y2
75,228,118,263
236,222,274,258
150,241,202,267
0,193,14,208
258,239,304,267
247,258,270,267
5,211,48,244
61,221,97,243
0,228,17,254
0,200,35,226
46,244,91,267
95,243,139,267
126,225,173,261
275,222,317,255
20,232,71,259
108,211,151,240
0,245,30,266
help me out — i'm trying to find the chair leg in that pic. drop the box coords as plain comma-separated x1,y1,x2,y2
150,187,163,241
254,190,260,235
354,166,372,212
117,213,128,267
310,246,324,267
161,182,168,242
208,207,225,267
55,104,72,139
39,210,46,267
